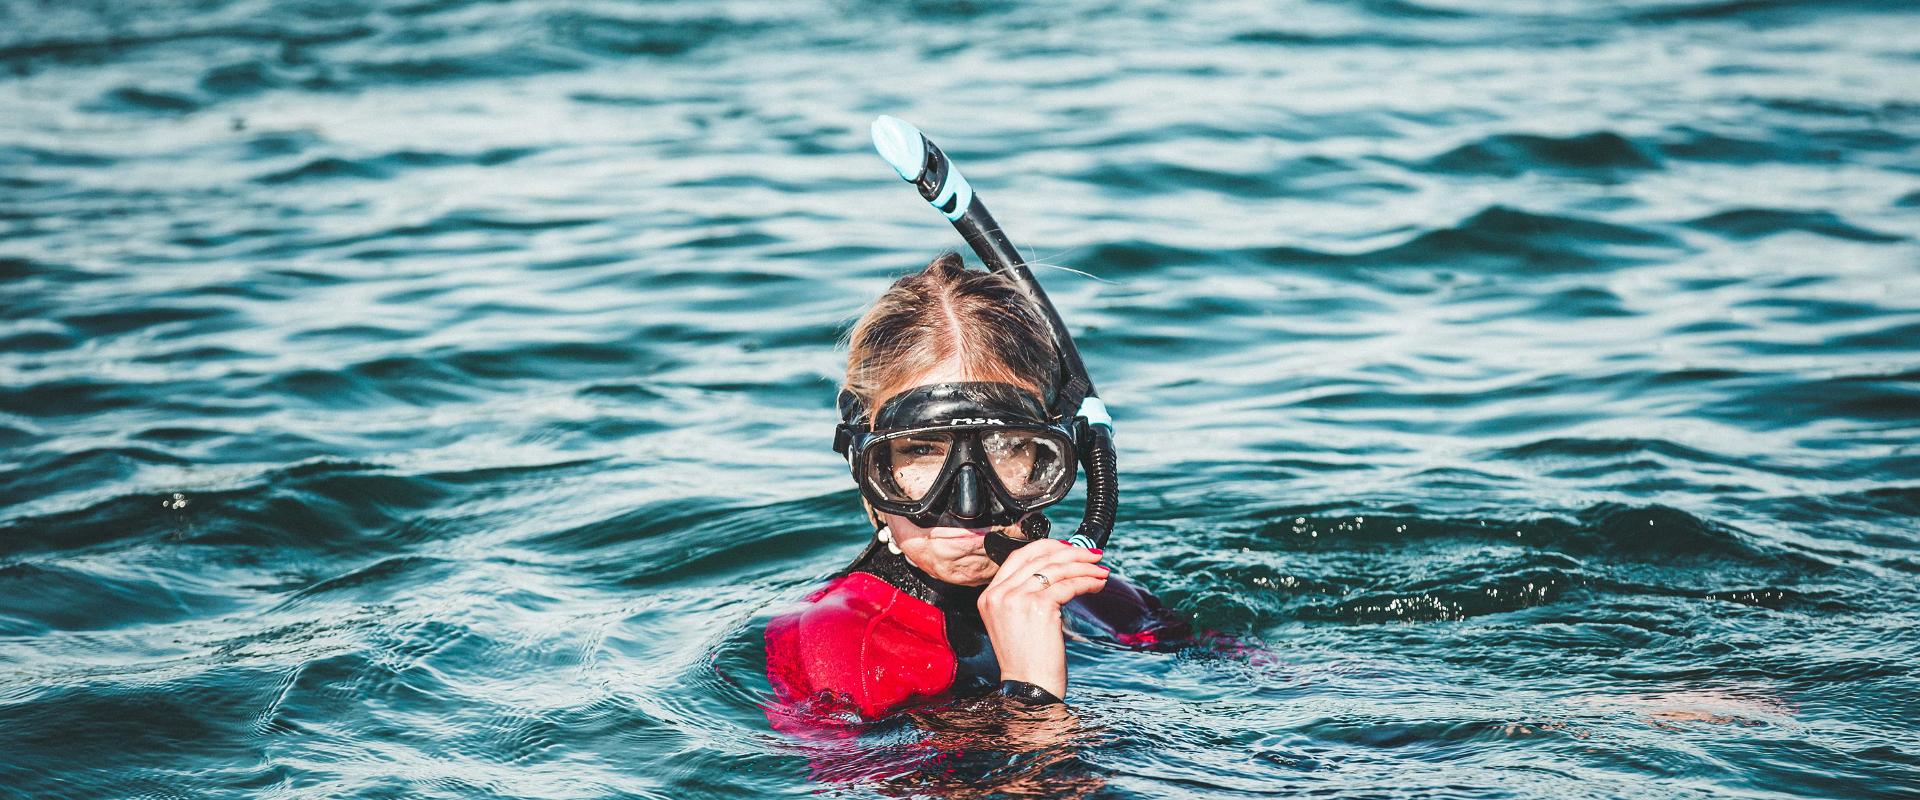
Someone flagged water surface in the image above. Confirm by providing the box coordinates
[3,0,1919,797]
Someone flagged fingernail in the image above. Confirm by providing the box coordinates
[1089,548,1103,555]
[1096,565,1110,572]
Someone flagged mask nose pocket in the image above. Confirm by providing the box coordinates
[951,464,984,519]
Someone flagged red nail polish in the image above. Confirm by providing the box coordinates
[1089,548,1103,555]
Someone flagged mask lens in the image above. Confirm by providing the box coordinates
[865,433,954,503]
[981,430,1073,502]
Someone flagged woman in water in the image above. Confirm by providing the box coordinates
[765,253,1186,725]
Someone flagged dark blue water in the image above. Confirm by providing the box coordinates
[4,1,1918,797]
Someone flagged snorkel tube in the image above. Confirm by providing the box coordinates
[870,115,1117,560]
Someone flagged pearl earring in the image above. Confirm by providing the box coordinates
[877,526,901,555]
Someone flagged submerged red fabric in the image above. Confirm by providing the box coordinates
[764,572,957,723]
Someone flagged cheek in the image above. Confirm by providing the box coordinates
[883,513,930,540]
[903,534,978,561]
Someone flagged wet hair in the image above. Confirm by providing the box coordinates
[844,253,1058,412]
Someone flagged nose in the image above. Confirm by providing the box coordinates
[951,464,983,519]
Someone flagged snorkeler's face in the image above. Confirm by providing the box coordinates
[869,364,1046,584]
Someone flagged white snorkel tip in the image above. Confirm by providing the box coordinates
[871,115,928,182]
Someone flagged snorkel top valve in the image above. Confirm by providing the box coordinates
[866,115,1118,559]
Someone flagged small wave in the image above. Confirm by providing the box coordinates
[1627,0,1910,23]
[1422,131,1662,177]
[0,20,372,64]
[1685,208,1903,242]
[1656,124,1853,165]
[1490,437,1729,464]
[0,379,143,419]
[528,492,853,587]
[1505,284,1634,320]
[255,156,389,184]
[1231,29,1442,49]
[576,382,667,402]
[282,555,452,604]
[1229,504,1808,568]
[1,446,192,517]
[1814,486,1920,522]
[1138,503,1839,635]
[1573,504,1792,563]
[0,560,232,634]
[440,341,641,383]
[259,356,475,409]
[1253,206,1685,271]
[1353,0,1474,19]
[60,305,236,339]
[1698,369,1920,427]
[544,12,759,59]
[199,60,305,97]
[0,146,113,168]
[1300,565,1591,623]
[254,147,538,185]
[87,86,201,115]
[343,49,588,86]
[0,459,466,564]
[1074,157,1399,201]
[284,323,413,345]
[0,328,77,352]
[1064,240,1211,276]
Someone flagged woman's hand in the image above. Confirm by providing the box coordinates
[977,539,1108,700]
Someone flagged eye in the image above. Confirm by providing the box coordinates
[893,437,949,460]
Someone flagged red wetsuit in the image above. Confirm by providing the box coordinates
[764,541,1190,726]
[765,571,960,722]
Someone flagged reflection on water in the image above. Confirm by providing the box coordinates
[3,0,1918,797]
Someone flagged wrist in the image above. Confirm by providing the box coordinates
[998,679,1064,707]
[996,666,1066,701]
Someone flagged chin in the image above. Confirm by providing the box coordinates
[934,562,996,586]
[915,547,996,585]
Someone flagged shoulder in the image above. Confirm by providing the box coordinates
[764,572,956,721]
[768,572,945,650]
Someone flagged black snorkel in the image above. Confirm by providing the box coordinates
[869,115,1118,562]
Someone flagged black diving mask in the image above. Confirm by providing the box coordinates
[834,382,1080,530]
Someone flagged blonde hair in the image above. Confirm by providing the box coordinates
[844,253,1059,411]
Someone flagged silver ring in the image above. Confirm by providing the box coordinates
[1031,572,1051,587]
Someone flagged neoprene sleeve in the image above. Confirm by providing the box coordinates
[998,679,1064,707]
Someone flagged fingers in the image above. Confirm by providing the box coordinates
[1038,563,1111,603]
[991,552,1110,606]
[1035,560,1111,586]
[1044,574,1110,604]
[1023,546,1106,588]
[991,539,1102,589]
[990,539,1065,584]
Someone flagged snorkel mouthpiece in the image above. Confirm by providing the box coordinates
[867,116,1120,562]
[871,116,927,182]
